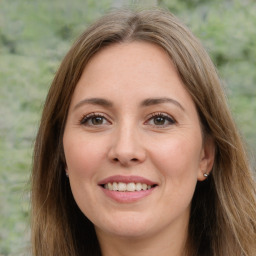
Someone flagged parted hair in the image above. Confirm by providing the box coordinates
[31,8,256,256]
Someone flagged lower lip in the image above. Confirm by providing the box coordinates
[100,186,157,203]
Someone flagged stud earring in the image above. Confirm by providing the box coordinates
[203,173,209,178]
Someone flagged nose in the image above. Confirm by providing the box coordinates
[107,124,146,166]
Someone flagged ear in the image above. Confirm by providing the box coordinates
[65,167,69,177]
[197,136,215,181]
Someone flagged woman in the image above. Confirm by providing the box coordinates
[31,8,256,256]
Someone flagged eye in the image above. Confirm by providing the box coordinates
[145,113,175,127]
[79,113,111,126]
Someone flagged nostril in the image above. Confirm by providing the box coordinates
[112,158,138,162]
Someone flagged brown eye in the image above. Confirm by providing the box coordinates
[80,114,110,126]
[153,116,166,125]
[91,116,104,125]
[145,113,175,127]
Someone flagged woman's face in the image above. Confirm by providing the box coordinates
[63,42,213,240]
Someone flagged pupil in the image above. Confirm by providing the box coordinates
[92,117,103,125]
[154,117,165,125]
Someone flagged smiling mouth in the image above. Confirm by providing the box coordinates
[101,182,158,192]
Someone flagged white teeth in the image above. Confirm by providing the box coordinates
[135,183,142,191]
[142,184,147,190]
[104,182,154,192]
[127,182,136,191]
[112,182,118,191]
[107,182,113,190]
[118,182,126,191]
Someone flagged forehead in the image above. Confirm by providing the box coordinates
[70,41,196,111]
[83,41,174,79]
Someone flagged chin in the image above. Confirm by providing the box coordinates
[96,214,154,238]
[100,226,152,239]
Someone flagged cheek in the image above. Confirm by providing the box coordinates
[63,134,105,178]
[147,132,202,204]
[63,135,106,215]
[151,135,201,211]
[150,135,202,175]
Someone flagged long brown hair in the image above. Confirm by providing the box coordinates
[31,8,256,256]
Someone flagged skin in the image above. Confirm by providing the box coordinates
[63,41,215,256]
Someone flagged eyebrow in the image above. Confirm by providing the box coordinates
[141,97,185,111]
[73,97,185,111]
[73,98,113,110]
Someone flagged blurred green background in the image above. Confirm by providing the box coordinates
[0,0,255,255]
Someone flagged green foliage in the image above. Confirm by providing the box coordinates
[0,0,255,255]
[0,1,113,254]
[162,0,256,158]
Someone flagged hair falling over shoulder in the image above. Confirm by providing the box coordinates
[31,8,256,256]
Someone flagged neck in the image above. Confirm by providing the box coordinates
[96,221,189,256]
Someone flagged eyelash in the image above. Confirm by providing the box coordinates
[79,113,110,126]
[79,112,176,127]
[145,112,176,127]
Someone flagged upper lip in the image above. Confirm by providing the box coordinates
[98,175,157,186]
